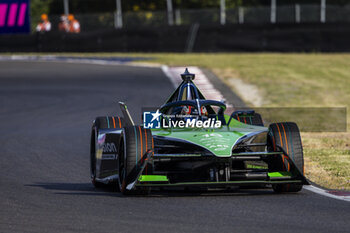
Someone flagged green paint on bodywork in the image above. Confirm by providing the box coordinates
[138,175,169,182]
[151,115,267,157]
[268,172,292,177]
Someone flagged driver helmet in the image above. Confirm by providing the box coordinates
[181,106,208,116]
[181,106,192,115]
[200,106,208,116]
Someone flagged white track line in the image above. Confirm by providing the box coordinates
[161,65,178,88]
[304,185,350,202]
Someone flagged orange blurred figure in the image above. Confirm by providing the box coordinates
[68,14,80,33]
[36,14,51,32]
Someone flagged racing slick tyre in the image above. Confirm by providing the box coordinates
[267,122,304,193]
[118,126,153,195]
[90,116,124,188]
[233,112,264,126]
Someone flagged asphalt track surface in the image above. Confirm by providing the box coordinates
[1,61,350,233]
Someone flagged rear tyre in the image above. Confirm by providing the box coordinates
[233,112,263,126]
[90,116,124,188]
[267,122,304,193]
[118,126,153,195]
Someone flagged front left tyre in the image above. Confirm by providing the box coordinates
[118,126,153,195]
[90,116,124,188]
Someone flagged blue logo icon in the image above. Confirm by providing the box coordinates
[143,110,162,129]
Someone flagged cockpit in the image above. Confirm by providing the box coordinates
[159,68,227,124]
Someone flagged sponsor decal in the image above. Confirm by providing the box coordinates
[162,117,221,128]
[0,0,30,34]
[198,133,230,151]
[143,110,162,129]
[103,143,117,153]
[143,109,221,129]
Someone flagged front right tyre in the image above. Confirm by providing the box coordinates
[267,122,304,193]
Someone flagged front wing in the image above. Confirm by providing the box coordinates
[126,149,309,191]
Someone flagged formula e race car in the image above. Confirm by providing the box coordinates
[90,69,309,195]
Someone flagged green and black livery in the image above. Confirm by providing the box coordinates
[90,69,309,195]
